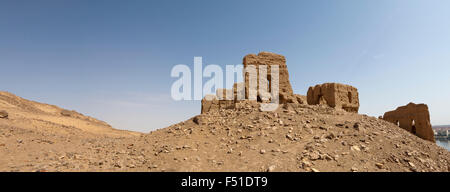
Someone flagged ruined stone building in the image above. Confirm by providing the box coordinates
[306,83,360,113]
[201,89,234,114]
[200,52,438,145]
[242,52,294,102]
[201,52,306,114]
[201,52,358,114]
[382,103,435,142]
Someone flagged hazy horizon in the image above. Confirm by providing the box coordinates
[1,0,450,132]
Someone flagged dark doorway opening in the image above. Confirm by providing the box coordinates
[257,95,262,102]
[348,92,352,103]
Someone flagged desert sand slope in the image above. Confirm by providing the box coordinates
[0,92,449,172]
[0,91,139,137]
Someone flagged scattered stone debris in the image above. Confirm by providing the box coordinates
[193,116,202,125]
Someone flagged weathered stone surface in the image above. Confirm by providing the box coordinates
[243,52,294,103]
[201,53,361,115]
[216,88,235,110]
[307,83,359,113]
[193,115,204,125]
[219,100,235,110]
[201,89,236,114]
[61,109,75,117]
[235,100,259,110]
[201,52,298,113]
[382,103,435,142]
[233,82,245,101]
[201,95,219,114]
[0,110,8,118]
[280,92,297,104]
[294,94,307,104]
[216,88,233,100]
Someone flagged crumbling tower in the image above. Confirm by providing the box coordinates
[201,52,301,114]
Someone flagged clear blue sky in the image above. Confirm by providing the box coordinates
[1,0,449,132]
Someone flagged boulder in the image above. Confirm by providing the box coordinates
[61,109,75,117]
[0,110,8,119]
[193,115,204,125]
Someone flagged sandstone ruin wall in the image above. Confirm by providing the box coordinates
[307,83,359,113]
[382,103,435,142]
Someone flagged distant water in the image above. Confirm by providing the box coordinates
[436,139,450,151]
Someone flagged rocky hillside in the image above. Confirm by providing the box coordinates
[0,91,138,137]
[146,102,450,172]
[0,92,448,172]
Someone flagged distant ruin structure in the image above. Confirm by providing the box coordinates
[382,103,435,142]
[201,52,305,114]
[200,52,359,115]
[306,83,359,113]
[242,52,296,103]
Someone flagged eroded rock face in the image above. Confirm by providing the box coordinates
[307,83,359,113]
[294,94,307,104]
[382,103,435,142]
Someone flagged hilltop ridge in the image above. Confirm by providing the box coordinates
[0,91,140,137]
